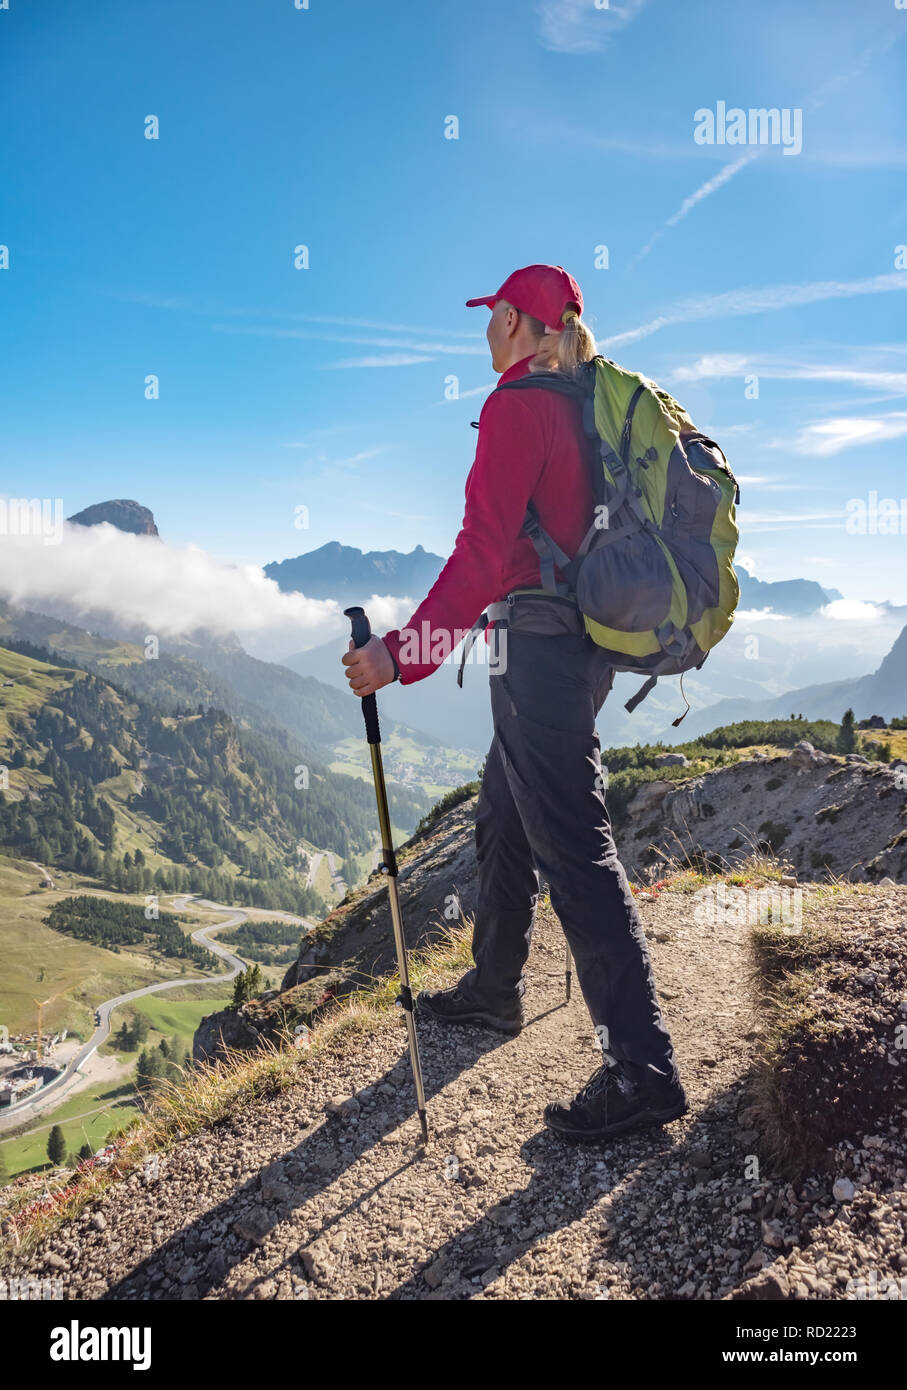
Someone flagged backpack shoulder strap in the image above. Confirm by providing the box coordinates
[494,368,598,595]
[522,501,574,595]
[496,370,588,403]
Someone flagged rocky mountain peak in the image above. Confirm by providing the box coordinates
[67,500,159,537]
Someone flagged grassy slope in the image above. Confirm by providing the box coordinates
[0,990,231,1179]
[0,611,139,669]
[0,1081,139,1178]
[0,645,81,745]
[0,856,227,1037]
[863,728,907,759]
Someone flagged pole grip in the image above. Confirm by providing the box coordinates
[344,606,381,745]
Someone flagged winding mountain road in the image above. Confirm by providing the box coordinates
[0,896,314,1132]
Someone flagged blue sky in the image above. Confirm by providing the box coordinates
[2,0,906,606]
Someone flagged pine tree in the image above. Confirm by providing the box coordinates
[47,1124,66,1167]
[837,708,856,754]
[232,962,264,1007]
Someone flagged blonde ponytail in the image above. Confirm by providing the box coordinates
[529,305,597,375]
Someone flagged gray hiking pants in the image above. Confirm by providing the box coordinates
[462,609,678,1079]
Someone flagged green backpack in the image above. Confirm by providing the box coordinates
[498,356,741,721]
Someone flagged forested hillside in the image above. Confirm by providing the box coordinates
[0,598,463,790]
[44,896,212,967]
[0,643,423,912]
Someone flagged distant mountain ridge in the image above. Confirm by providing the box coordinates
[265,541,444,605]
[265,546,852,619]
[665,624,907,740]
[736,569,841,615]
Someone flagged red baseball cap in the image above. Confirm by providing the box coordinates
[466,263,583,331]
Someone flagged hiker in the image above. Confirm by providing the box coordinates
[342,264,687,1142]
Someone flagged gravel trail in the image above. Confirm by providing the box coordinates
[10,888,905,1301]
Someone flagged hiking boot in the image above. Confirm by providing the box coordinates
[544,1059,687,1142]
[417,981,524,1035]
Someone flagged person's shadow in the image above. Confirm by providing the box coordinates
[388,1077,758,1301]
[102,996,763,1302]
[102,1015,516,1301]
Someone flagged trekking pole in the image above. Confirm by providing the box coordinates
[344,606,429,1145]
[565,943,573,1002]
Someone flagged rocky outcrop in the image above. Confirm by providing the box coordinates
[193,970,349,1064]
[193,1008,264,1063]
[286,746,907,1001]
[68,500,159,537]
[620,744,907,883]
[281,794,479,996]
[192,796,478,1062]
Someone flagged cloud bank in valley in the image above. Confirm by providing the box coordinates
[0,523,414,654]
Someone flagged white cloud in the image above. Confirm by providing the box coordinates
[821,599,884,622]
[332,448,388,467]
[631,155,756,265]
[672,353,907,395]
[672,353,750,382]
[742,510,845,531]
[603,273,907,350]
[706,423,755,437]
[327,354,436,369]
[528,121,907,169]
[734,608,791,621]
[213,323,488,357]
[536,0,648,54]
[0,524,412,650]
[249,311,483,341]
[792,412,907,456]
[735,554,758,575]
[737,479,807,493]
[112,290,486,344]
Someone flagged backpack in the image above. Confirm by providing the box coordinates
[497,355,741,723]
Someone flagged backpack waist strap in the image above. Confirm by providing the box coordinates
[492,592,584,635]
[457,593,584,688]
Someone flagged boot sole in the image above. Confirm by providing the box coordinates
[417,998,523,1036]
[545,1097,688,1143]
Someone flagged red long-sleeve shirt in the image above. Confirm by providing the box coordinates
[381,354,595,684]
